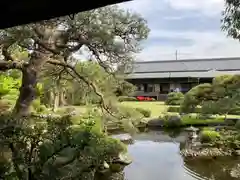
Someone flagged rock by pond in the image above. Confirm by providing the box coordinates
[147,118,164,127]
[180,148,232,158]
[230,164,240,178]
[111,133,134,144]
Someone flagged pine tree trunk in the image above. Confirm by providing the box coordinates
[59,89,67,106]
[13,53,47,117]
[13,65,37,117]
[53,88,60,112]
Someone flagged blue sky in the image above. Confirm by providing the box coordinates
[117,0,240,61]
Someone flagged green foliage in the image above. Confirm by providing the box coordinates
[165,114,182,127]
[159,113,182,127]
[212,130,240,149]
[200,130,221,143]
[181,75,240,116]
[135,108,151,118]
[31,99,41,109]
[235,120,240,130]
[181,83,213,113]
[31,98,48,113]
[167,106,202,113]
[36,83,44,97]
[0,113,127,180]
[56,107,77,115]
[202,97,239,116]
[0,5,150,179]
[222,0,240,41]
[118,96,137,102]
[69,62,116,106]
[0,101,11,113]
[0,75,20,98]
[165,92,184,105]
[115,81,136,97]
[167,106,181,112]
[117,106,143,122]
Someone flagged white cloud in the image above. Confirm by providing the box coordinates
[166,0,224,16]
[136,30,240,60]
[116,0,240,61]
[119,0,225,16]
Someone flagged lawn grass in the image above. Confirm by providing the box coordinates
[120,101,168,118]
[56,101,240,121]
[181,115,225,126]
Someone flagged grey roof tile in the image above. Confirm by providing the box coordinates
[126,70,240,79]
[126,57,240,79]
[130,57,240,73]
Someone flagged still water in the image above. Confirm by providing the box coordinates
[122,130,240,180]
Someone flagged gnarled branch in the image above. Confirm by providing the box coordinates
[0,60,23,71]
[46,59,116,117]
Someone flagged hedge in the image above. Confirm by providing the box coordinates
[165,92,184,105]
[167,105,240,116]
[118,96,137,102]
[167,106,202,113]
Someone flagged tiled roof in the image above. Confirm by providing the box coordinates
[126,57,240,79]
[125,70,240,79]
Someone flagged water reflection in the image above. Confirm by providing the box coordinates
[123,130,240,180]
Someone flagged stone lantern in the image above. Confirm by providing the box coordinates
[185,126,199,139]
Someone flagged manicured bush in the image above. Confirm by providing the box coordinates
[229,107,240,115]
[30,98,48,113]
[31,99,41,110]
[159,113,182,127]
[118,96,137,102]
[166,114,182,127]
[235,120,240,130]
[167,106,202,113]
[180,83,213,113]
[167,106,181,113]
[200,130,220,143]
[37,105,48,113]
[135,108,151,118]
[165,92,184,105]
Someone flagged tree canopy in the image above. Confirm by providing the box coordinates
[180,75,240,115]
[0,5,149,117]
[222,0,240,40]
[0,5,149,180]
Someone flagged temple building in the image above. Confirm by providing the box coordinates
[125,57,240,100]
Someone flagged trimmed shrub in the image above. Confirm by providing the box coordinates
[31,99,41,110]
[168,106,202,113]
[135,108,151,118]
[159,113,182,127]
[235,120,240,130]
[166,114,182,127]
[30,99,48,113]
[200,130,220,143]
[229,107,240,115]
[37,105,48,113]
[165,92,184,105]
[167,106,181,113]
[118,96,137,102]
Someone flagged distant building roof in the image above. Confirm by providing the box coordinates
[125,57,240,79]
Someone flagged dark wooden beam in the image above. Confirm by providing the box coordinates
[1,0,131,29]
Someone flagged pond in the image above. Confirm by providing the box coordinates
[120,129,240,180]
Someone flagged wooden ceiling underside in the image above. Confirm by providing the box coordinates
[1,0,131,29]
